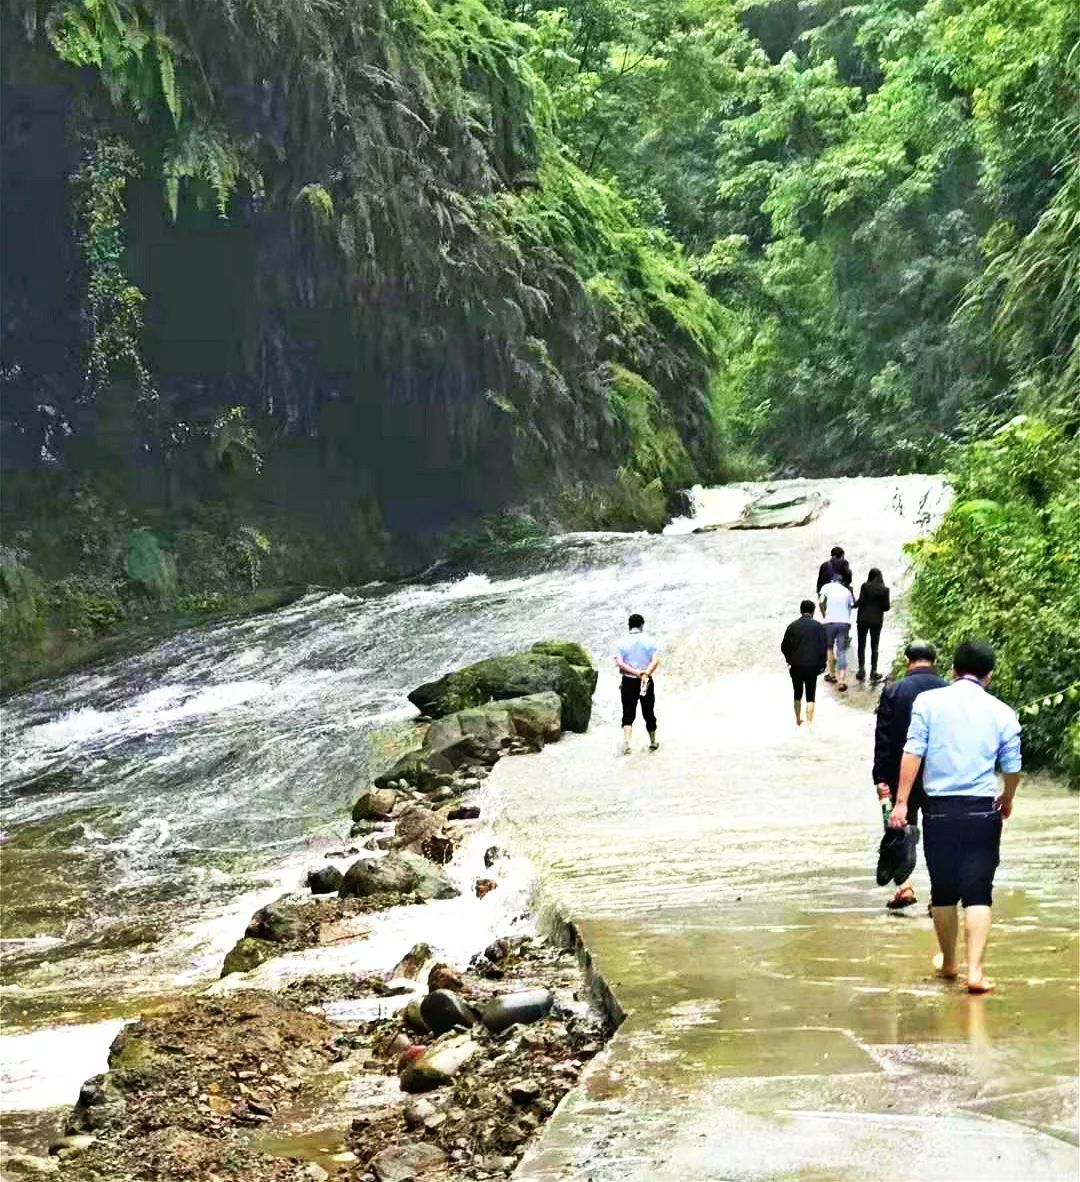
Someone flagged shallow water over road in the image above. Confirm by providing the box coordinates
[491,479,1079,1180]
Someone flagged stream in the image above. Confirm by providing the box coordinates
[1,476,950,1140]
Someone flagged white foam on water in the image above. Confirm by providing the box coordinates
[0,1020,127,1112]
[664,484,754,535]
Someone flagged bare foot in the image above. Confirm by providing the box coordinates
[932,952,959,980]
[967,976,994,995]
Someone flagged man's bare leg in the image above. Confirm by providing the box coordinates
[793,700,803,726]
[826,649,836,680]
[806,702,815,724]
[965,905,993,991]
[621,724,633,755]
[932,904,959,978]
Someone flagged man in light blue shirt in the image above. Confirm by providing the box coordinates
[615,613,660,754]
[890,639,1022,994]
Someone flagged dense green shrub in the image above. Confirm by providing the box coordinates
[907,416,1080,777]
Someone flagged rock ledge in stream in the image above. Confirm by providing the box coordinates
[407,643,596,733]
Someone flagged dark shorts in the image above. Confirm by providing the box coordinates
[620,675,656,730]
[922,795,1002,908]
[789,665,819,703]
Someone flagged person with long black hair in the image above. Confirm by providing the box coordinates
[855,567,891,684]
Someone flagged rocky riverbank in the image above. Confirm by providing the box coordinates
[2,643,612,1181]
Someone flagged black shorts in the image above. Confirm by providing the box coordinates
[789,665,819,703]
[620,675,657,730]
[922,795,1002,908]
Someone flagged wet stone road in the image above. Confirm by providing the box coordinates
[492,481,1079,1181]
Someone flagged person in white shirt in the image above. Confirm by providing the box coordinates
[818,573,855,692]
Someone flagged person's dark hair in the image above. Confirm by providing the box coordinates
[953,638,995,679]
[867,567,884,584]
[800,599,815,615]
[628,613,645,630]
[904,639,937,665]
[830,546,845,558]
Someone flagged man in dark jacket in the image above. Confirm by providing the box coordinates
[873,640,948,908]
[781,600,828,726]
[816,545,853,594]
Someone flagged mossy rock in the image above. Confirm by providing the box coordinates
[220,936,277,977]
[107,1028,173,1089]
[408,651,596,733]
[531,640,593,668]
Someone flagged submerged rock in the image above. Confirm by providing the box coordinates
[307,865,344,895]
[220,936,277,977]
[338,852,458,901]
[475,877,498,898]
[370,1141,448,1182]
[730,489,826,530]
[484,845,507,868]
[408,649,596,733]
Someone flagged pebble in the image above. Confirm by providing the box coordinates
[403,1097,436,1129]
[427,962,464,992]
[475,877,498,898]
[48,1135,96,1158]
[447,805,481,821]
[508,1077,542,1105]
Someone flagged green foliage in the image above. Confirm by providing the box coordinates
[907,416,1080,773]
[124,529,177,604]
[74,135,155,404]
[208,407,263,475]
[48,573,127,635]
[0,559,47,646]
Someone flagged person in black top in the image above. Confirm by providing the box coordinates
[781,600,829,726]
[816,546,853,594]
[854,567,890,684]
[872,640,948,909]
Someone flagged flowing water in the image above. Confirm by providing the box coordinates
[2,475,1076,1177]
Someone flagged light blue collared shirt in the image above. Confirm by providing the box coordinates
[615,630,659,674]
[903,677,1022,797]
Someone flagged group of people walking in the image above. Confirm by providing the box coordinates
[781,544,890,719]
[615,552,1023,994]
[780,545,1023,993]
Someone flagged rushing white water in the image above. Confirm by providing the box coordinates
[0,476,948,1127]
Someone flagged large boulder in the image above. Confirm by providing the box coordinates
[64,1074,126,1134]
[424,692,562,751]
[351,788,397,822]
[339,853,459,901]
[245,901,304,944]
[409,648,596,733]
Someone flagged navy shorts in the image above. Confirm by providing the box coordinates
[922,795,1002,908]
